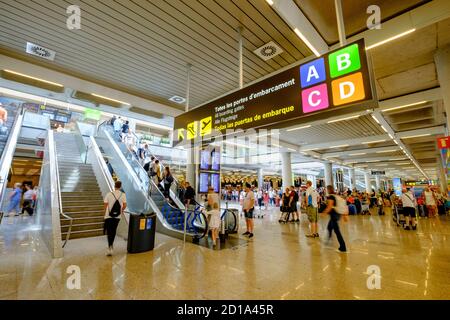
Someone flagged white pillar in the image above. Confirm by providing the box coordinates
[324,162,333,187]
[257,168,264,189]
[281,152,293,190]
[435,45,450,130]
[364,172,371,193]
[186,147,196,188]
[349,168,356,191]
[438,156,447,194]
[375,175,381,191]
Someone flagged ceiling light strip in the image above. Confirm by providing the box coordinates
[327,115,360,124]
[91,93,131,106]
[287,125,311,132]
[294,28,321,57]
[3,69,64,87]
[366,28,416,50]
[382,100,427,112]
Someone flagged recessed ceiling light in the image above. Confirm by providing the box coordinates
[287,125,311,132]
[3,69,64,87]
[361,139,386,144]
[91,93,130,106]
[169,96,186,104]
[401,134,431,139]
[382,101,427,112]
[366,28,416,50]
[327,115,360,124]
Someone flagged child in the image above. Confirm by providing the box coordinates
[207,202,221,247]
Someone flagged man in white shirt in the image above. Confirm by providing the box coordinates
[304,180,320,238]
[113,116,123,139]
[104,181,127,256]
[401,188,417,230]
[242,183,255,238]
[423,186,437,218]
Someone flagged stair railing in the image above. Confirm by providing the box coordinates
[53,135,73,248]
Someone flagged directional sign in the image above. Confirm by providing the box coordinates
[437,136,450,149]
[371,170,385,175]
[186,121,197,140]
[174,38,376,142]
[200,116,212,136]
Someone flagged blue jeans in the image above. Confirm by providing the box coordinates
[327,213,347,251]
[7,199,20,213]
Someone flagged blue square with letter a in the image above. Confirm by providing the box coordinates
[300,57,326,89]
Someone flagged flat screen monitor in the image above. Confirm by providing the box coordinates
[199,172,209,193]
[211,173,220,193]
[211,150,220,171]
[200,149,211,170]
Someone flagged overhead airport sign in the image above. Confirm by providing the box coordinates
[371,170,385,176]
[175,39,376,141]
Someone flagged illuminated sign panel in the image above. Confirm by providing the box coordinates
[174,39,376,140]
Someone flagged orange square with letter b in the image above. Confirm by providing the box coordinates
[331,72,365,106]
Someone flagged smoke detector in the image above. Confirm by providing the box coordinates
[169,96,186,104]
[253,41,283,61]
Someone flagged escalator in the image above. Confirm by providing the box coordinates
[95,123,208,242]
[0,107,24,212]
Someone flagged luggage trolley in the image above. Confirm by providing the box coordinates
[393,204,406,227]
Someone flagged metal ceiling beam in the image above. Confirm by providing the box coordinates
[297,134,390,151]
[269,0,329,56]
[323,145,401,158]
[371,111,429,179]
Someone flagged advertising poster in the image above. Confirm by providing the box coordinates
[393,178,402,196]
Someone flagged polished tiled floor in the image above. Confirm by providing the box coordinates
[1,207,450,300]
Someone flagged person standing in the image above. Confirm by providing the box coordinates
[257,188,263,210]
[402,188,417,230]
[7,183,22,216]
[0,102,8,128]
[113,116,123,140]
[289,186,300,223]
[305,180,320,238]
[321,185,348,253]
[242,183,255,238]
[162,166,174,199]
[152,159,162,187]
[423,186,437,218]
[184,181,196,210]
[103,181,127,256]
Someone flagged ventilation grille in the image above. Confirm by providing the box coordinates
[253,41,283,61]
[169,96,186,104]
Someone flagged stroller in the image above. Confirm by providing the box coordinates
[278,205,293,223]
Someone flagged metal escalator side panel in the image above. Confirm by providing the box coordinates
[0,110,24,208]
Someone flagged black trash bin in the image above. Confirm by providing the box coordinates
[127,212,156,253]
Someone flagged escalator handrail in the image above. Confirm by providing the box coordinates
[99,121,181,191]
[52,131,73,248]
[99,122,185,210]
[0,107,24,208]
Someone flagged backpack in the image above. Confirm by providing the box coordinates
[293,191,299,203]
[332,195,348,215]
[109,192,123,218]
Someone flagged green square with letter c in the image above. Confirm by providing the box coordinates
[328,43,361,78]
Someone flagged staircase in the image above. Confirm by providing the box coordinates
[54,133,105,240]
[0,106,17,158]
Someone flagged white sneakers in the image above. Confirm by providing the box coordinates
[106,246,113,256]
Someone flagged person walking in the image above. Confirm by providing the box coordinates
[321,185,348,253]
[257,188,263,210]
[402,187,417,230]
[103,181,127,256]
[305,180,320,238]
[242,183,255,238]
[22,184,35,216]
[7,182,22,216]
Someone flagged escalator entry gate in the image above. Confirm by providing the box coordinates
[127,212,156,253]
